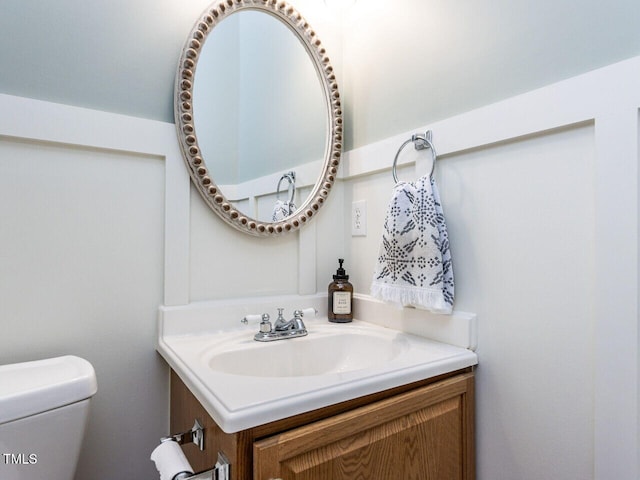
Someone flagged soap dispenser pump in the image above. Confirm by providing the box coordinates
[328,258,353,323]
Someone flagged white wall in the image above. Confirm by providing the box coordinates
[3,60,637,480]
[345,126,597,479]
[339,58,639,479]
[0,91,344,480]
[0,95,188,480]
[188,176,345,301]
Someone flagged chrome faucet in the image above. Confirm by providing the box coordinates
[243,308,315,342]
[274,308,302,332]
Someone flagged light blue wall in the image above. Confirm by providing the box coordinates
[194,13,241,185]
[342,0,640,148]
[236,11,325,182]
[194,10,326,185]
[1,0,639,149]
[0,0,211,122]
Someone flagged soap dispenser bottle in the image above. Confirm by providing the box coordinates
[328,258,353,323]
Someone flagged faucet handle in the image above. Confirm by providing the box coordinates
[241,313,270,325]
[258,313,272,333]
[292,310,307,331]
[300,307,317,318]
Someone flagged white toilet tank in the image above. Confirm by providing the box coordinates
[0,355,97,480]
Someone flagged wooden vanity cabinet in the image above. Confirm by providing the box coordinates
[170,368,475,480]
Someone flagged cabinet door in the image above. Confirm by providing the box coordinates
[253,372,474,480]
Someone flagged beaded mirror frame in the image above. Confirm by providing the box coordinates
[175,0,343,236]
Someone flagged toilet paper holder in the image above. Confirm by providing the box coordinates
[162,419,205,451]
[177,452,230,480]
[157,420,230,480]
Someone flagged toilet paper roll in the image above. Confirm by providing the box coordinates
[150,440,194,480]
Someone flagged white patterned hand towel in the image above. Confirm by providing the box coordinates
[272,200,296,222]
[370,175,454,313]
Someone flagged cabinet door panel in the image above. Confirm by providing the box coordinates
[254,373,474,480]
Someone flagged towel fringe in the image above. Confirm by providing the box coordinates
[370,282,452,314]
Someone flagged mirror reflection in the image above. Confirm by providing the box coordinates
[192,10,327,223]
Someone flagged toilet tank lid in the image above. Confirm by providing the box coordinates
[0,355,97,424]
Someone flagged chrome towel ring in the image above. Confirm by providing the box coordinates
[392,130,437,183]
[276,171,296,205]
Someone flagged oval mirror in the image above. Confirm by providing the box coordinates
[175,0,342,236]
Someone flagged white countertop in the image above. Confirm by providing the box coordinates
[156,294,478,433]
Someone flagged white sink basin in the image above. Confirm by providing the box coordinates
[158,317,477,433]
[204,326,408,377]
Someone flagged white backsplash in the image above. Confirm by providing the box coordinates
[158,292,476,351]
